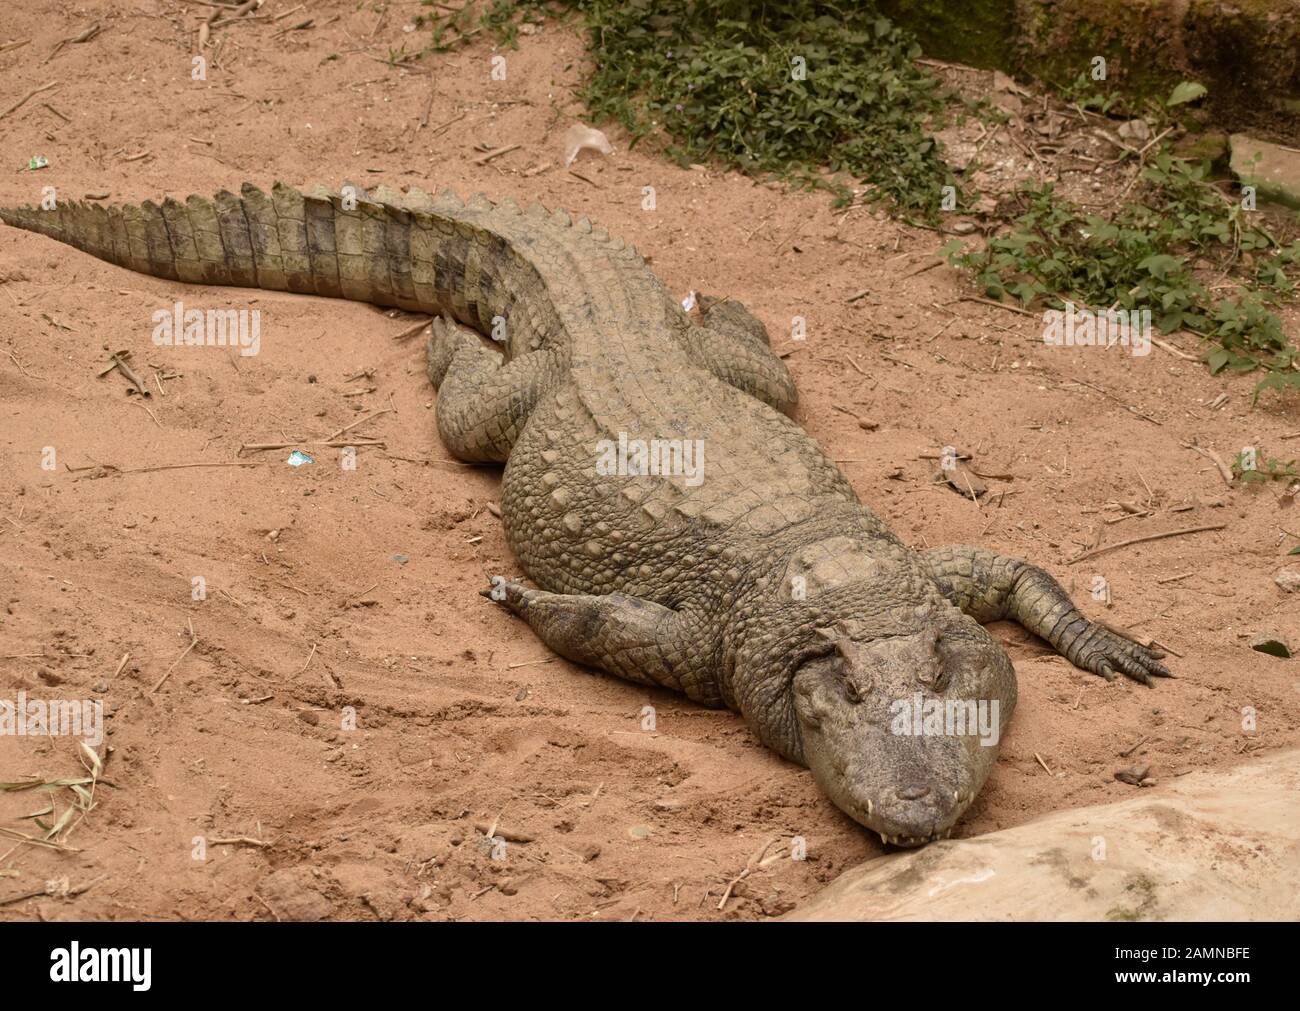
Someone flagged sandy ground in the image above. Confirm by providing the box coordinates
[1,1,1298,922]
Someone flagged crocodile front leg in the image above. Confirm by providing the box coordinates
[426,315,563,463]
[676,293,798,414]
[481,578,721,705]
[697,292,772,348]
[921,545,1172,686]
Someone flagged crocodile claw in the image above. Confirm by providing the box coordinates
[480,575,533,612]
[1082,627,1172,687]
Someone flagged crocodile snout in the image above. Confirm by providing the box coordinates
[894,783,931,801]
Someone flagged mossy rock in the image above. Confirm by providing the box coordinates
[877,0,1300,137]
[1231,135,1300,209]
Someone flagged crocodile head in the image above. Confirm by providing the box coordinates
[735,535,1017,845]
[790,605,1016,845]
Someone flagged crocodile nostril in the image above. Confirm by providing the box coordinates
[896,784,931,801]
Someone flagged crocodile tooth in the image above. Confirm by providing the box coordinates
[879,832,888,845]
[866,798,873,815]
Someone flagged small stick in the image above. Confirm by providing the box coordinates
[0,81,59,122]
[1119,736,1148,758]
[364,54,430,74]
[1067,523,1228,564]
[1151,336,1194,360]
[325,408,393,442]
[718,834,783,909]
[110,652,130,682]
[1034,752,1054,776]
[133,400,163,428]
[419,84,436,128]
[297,642,317,675]
[44,22,101,64]
[0,873,106,907]
[1181,441,1234,486]
[253,893,281,921]
[109,352,150,396]
[473,143,520,165]
[391,317,432,341]
[958,295,1038,318]
[239,439,385,452]
[150,620,198,694]
[208,836,271,848]
[474,821,534,843]
[428,111,466,136]
[122,462,261,475]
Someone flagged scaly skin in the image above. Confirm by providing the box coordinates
[0,183,1172,845]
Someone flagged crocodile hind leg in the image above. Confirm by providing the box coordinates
[426,315,563,463]
[698,292,772,347]
[679,293,798,414]
[480,577,720,705]
[920,545,1173,687]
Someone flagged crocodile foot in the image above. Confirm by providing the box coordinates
[479,575,534,613]
[1078,626,1173,687]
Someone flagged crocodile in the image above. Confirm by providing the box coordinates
[0,182,1171,845]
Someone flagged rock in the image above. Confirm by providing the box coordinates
[1274,567,1300,593]
[260,867,333,921]
[785,749,1300,921]
[1172,130,1230,166]
[1117,118,1151,143]
[1230,135,1300,209]
[1249,633,1292,659]
[1114,763,1151,786]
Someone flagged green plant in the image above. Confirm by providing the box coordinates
[434,0,962,216]
[1231,448,1299,483]
[947,153,1300,398]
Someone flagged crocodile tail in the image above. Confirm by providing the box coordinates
[0,181,490,315]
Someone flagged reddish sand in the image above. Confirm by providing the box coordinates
[1,1,1297,921]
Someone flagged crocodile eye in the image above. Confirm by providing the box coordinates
[843,677,862,704]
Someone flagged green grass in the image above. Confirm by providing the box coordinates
[431,0,962,215]
[946,153,1300,397]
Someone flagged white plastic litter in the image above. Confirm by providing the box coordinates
[563,123,614,168]
[681,290,697,312]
